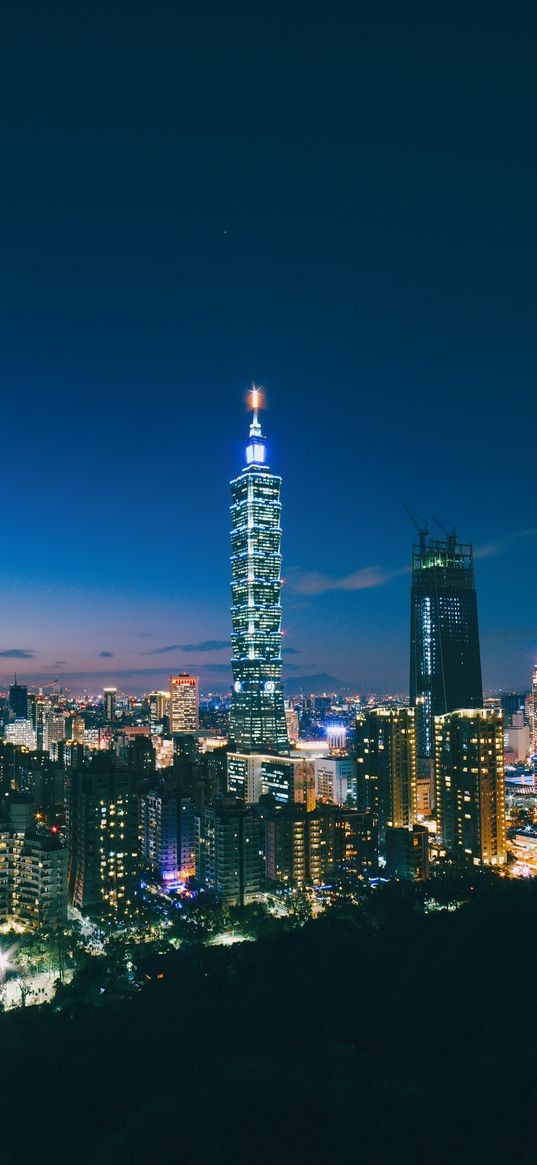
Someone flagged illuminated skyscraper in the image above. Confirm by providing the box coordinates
[169,674,199,733]
[410,530,483,782]
[103,688,117,724]
[229,388,289,754]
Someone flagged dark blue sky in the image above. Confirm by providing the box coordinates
[0,1,535,692]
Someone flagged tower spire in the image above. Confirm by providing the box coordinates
[249,384,262,438]
[245,384,266,466]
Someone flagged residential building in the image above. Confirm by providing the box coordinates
[355,707,417,847]
[434,708,506,866]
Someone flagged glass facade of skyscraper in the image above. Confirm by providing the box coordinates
[229,391,290,754]
[410,531,483,778]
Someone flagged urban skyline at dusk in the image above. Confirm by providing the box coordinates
[1,381,535,695]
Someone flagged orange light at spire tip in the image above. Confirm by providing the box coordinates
[251,384,263,411]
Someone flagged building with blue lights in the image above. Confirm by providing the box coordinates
[410,531,483,784]
[229,389,290,755]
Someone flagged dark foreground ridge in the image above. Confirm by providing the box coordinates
[1,875,537,1165]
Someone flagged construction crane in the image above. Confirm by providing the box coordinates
[432,516,457,546]
[404,506,429,551]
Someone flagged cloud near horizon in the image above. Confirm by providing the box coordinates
[287,565,410,596]
[474,527,537,560]
[0,648,36,659]
[144,640,230,655]
[98,651,114,658]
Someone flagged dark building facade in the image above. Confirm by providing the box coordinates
[229,389,289,755]
[410,531,483,782]
[9,682,28,720]
[385,824,430,881]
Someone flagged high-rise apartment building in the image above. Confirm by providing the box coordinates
[229,388,289,754]
[410,531,483,781]
[0,797,67,929]
[140,785,196,884]
[355,708,417,847]
[67,763,140,914]
[265,804,377,887]
[435,709,506,866]
[196,799,263,906]
[169,674,199,734]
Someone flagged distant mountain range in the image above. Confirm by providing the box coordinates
[282,673,359,696]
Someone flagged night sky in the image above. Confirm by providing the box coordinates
[0,2,535,693]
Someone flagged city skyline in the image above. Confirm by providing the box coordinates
[0,384,535,694]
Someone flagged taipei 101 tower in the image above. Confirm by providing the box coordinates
[229,388,290,755]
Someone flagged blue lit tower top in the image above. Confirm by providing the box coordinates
[229,387,290,755]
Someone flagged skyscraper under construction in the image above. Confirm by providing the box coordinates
[229,388,289,755]
[410,529,483,781]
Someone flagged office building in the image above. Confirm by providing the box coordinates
[435,709,506,866]
[35,696,46,751]
[4,719,36,750]
[504,711,530,764]
[227,751,314,806]
[229,388,289,754]
[103,688,117,724]
[44,712,66,754]
[314,755,356,805]
[410,530,483,782]
[526,665,537,754]
[196,799,263,906]
[355,708,417,847]
[169,674,199,734]
[9,681,28,720]
[148,690,168,727]
[67,762,140,914]
[285,704,299,743]
[71,715,85,744]
[385,824,430,881]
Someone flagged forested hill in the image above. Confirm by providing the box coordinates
[2,876,537,1165]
